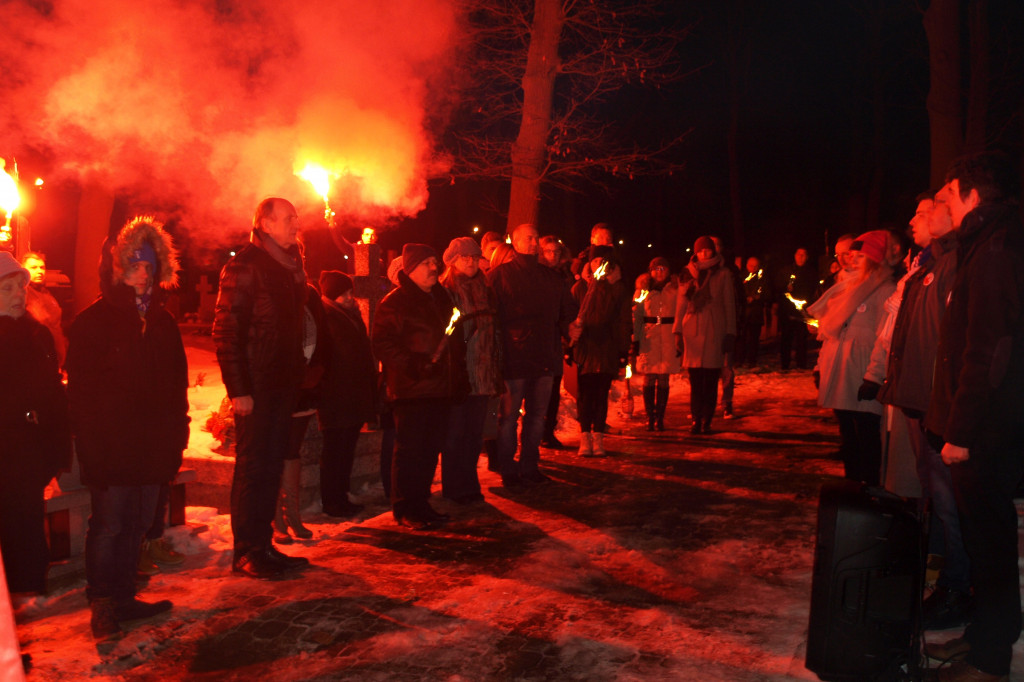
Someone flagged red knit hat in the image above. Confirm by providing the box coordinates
[851,230,888,264]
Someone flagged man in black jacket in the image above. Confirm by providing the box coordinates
[923,152,1024,682]
[67,217,188,639]
[487,224,579,489]
[213,198,310,579]
[372,244,467,529]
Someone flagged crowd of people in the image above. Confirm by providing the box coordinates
[2,151,1023,681]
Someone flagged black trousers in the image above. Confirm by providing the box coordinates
[577,372,614,433]
[0,478,49,593]
[953,444,1024,676]
[833,409,881,486]
[687,367,721,423]
[392,399,450,517]
[320,423,363,510]
[779,315,808,369]
[231,387,296,559]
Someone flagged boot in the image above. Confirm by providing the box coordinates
[145,537,185,566]
[578,431,593,456]
[642,385,656,431]
[273,495,293,544]
[137,545,160,576]
[281,458,313,540]
[592,432,606,456]
[655,385,669,431]
[115,598,172,622]
[90,598,122,640]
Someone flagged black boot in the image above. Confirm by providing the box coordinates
[655,385,669,431]
[642,385,656,431]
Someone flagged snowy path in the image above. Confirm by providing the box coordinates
[14,360,1024,680]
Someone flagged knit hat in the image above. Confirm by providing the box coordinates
[648,256,670,271]
[588,244,615,263]
[443,236,482,266]
[0,251,29,283]
[402,243,436,274]
[694,236,716,254]
[851,230,887,264]
[386,257,403,286]
[319,270,353,300]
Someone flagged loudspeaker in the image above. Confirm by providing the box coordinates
[806,479,922,681]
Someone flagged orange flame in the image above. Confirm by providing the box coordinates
[444,307,461,335]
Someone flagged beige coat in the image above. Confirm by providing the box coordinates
[634,279,681,375]
[809,273,896,414]
[672,262,736,369]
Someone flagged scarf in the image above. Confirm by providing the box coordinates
[808,264,892,340]
[253,229,306,285]
[683,254,722,313]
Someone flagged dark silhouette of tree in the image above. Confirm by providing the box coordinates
[443,0,698,232]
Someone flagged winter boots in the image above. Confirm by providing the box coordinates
[90,598,121,640]
[275,459,312,543]
[578,431,593,456]
[643,385,656,431]
[655,385,669,431]
[592,432,606,456]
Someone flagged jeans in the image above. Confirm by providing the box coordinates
[577,372,614,432]
[392,399,450,516]
[497,375,553,480]
[442,394,489,499]
[86,484,160,602]
[953,444,1024,676]
[231,387,296,559]
[720,351,735,407]
[687,367,721,423]
[905,413,969,593]
[144,483,171,541]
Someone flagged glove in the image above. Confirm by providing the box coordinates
[813,370,820,389]
[563,349,574,367]
[857,380,881,401]
[674,333,684,354]
[722,333,736,354]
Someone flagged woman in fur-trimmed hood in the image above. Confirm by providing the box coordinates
[66,215,190,635]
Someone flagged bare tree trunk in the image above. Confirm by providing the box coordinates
[964,0,989,153]
[725,0,747,255]
[866,0,885,227]
[507,0,564,233]
[924,0,963,188]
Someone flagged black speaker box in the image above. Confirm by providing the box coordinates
[806,479,923,681]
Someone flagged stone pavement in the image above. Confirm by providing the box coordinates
[19,370,844,681]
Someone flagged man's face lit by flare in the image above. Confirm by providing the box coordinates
[23,256,45,285]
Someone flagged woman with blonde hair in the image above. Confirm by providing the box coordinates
[806,230,896,485]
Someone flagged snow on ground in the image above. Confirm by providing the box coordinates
[11,336,1024,680]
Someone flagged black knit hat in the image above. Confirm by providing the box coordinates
[694,236,716,254]
[402,243,437,274]
[319,270,353,299]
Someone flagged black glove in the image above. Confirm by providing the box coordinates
[857,380,881,401]
[722,334,736,354]
[563,349,574,367]
[813,370,820,389]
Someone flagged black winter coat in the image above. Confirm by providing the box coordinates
[66,285,190,487]
[213,242,306,399]
[317,298,377,429]
[571,278,632,375]
[487,252,578,379]
[925,202,1024,449]
[371,273,469,403]
[0,314,71,488]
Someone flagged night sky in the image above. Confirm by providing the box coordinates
[9,0,1024,287]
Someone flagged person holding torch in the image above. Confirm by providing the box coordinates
[372,244,468,530]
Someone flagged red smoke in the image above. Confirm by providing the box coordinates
[0,0,457,243]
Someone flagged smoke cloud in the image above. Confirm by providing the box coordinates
[0,0,458,242]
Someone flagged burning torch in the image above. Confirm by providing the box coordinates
[297,162,336,226]
[430,307,461,363]
[0,159,20,242]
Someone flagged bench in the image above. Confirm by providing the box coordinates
[44,468,197,561]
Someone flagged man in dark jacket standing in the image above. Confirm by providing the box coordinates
[923,152,1024,682]
[487,224,579,489]
[875,192,968,630]
[213,197,310,579]
[67,217,189,639]
[776,247,817,370]
[372,244,467,529]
